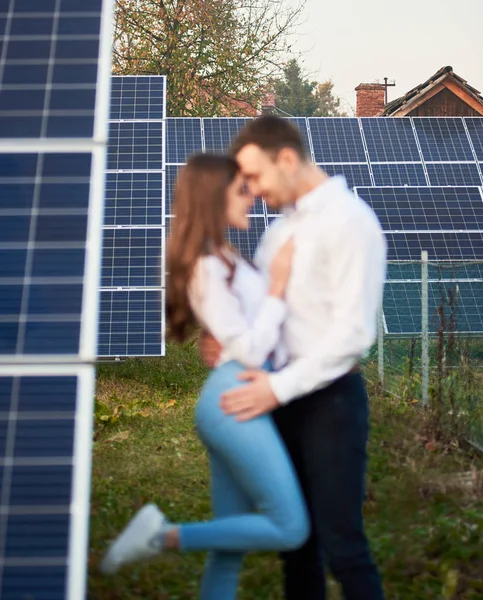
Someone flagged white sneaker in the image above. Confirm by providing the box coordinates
[100,503,166,575]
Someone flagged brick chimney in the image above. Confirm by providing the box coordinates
[355,83,386,117]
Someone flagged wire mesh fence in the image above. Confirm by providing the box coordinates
[363,257,483,447]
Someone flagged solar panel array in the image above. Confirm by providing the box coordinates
[100,76,166,358]
[103,76,483,352]
[0,1,113,599]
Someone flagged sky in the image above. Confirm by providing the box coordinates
[289,0,483,113]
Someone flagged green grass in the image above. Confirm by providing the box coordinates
[89,343,483,599]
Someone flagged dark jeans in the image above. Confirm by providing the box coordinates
[273,372,385,600]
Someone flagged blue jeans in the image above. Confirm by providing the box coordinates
[179,361,309,600]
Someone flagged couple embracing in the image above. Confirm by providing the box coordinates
[102,115,387,600]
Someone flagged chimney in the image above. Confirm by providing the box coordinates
[355,83,386,117]
[260,91,275,114]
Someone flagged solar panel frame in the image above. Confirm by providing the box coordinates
[361,118,421,162]
[425,162,483,186]
[385,231,483,261]
[308,118,367,163]
[203,117,253,153]
[107,121,164,170]
[109,75,166,120]
[413,117,475,162]
[370,163,428,186]
[355,186,483,232]
[317,163,373,188]
[165,117,203,163]
[464,117,483,161]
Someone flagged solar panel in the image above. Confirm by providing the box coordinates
[165,164,181,216]
[383,281,483,335]
[0,2,104,139]
[361,118,421,162]
[0,0,113,597]
[386,232,483,261]
[166,118,202,163]
[104,172,163,226]
[286,118,313,157]
[318,164,372,188]
[110,76,165,120]
[371,163,427,186]
[464,118,483,160]
[107,121,163,170]
[355,187,483,231]
[425,163,483,186]
[203,118,252,153]
[413,118,474,161]
[101,228,163,288]
[98,290,164,357]
[308,118,366,162]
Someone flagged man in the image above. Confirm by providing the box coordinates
[201,115,387,600]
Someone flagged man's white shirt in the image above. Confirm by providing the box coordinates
[255,176,387,405]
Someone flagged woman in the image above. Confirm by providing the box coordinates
[101,153,309,598]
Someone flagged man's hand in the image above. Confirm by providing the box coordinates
[199,331,222,368]
[221,370,280,421]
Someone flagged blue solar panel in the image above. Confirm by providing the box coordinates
[203,118,252,152]
[166,118,202,163]
[101,228,163,288]
[110,76,165,120]
[286,118,312,157]
[104,172,163,226]
[413,118,474,161]
[425,163,483,186]
[318,164,372,188]
[386,232,483,261]
[0,152,96,357]
[0,1,103,139]
[356,187,483,231]
[383,281,483,334]
[165,164,181,216]
[308,118,366,162]
[464,118,483,160]
[107,121,163,170]
[98,290,164,357]
[361,118,420,162]
[371,163,427,186]
[227,217,267,260]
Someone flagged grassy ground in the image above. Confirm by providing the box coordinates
[89,343,483,599]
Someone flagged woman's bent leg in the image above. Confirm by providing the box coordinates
[200,448,251,600]
[180,361,309,553]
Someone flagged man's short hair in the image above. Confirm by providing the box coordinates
[230,115,308,161]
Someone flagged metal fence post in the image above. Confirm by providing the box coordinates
[378,301,384,388]
[421,251,429,407]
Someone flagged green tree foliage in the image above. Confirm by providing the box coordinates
[270,59,347,117]
[113,0,305,116]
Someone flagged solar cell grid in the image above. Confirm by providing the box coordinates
[203,118,252,153]
[308,118,366,163]
[361,118,421,162]
[104,172,163,226]
[0,0,104,139]
[107,121,163,170]
[318,164,372,188]
[101,227,163,288]
[371,163,427,186]
[413,117,474,161]
[227,217,267,261]
[286,117,312,157]
[356,187,483,231]
[165,118,202,163]
[110,76,165,120]
[98,289,164,357]
[464,117,483,161]
[386,232,483,261]
[425,163,483,186]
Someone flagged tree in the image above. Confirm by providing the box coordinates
[269,59,347,117]
[271,59,318,117]
[314,81,348,117]
[113,0,305,116]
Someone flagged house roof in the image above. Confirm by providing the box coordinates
[381,66,483,116]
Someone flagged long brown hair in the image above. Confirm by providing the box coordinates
[166,153,240,342]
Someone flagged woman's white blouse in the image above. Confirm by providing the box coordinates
[189,254,288,369]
